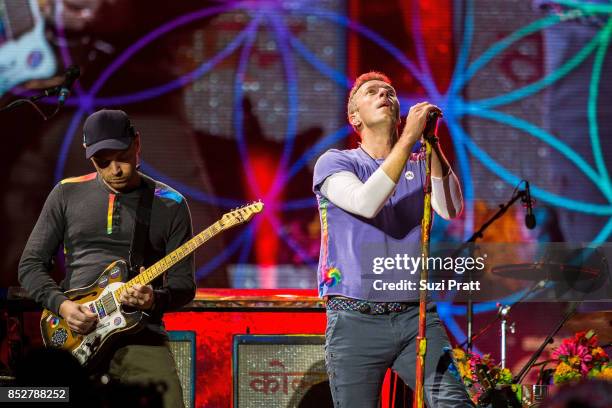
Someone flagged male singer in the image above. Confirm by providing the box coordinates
[313,72,473,407]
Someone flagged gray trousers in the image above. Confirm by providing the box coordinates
[325,304,474,408]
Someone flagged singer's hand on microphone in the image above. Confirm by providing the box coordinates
[399,102,441,146]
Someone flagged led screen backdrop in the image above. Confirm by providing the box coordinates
[2,1,611,311]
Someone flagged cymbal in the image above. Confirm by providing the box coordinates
[491,263,601,281]
[565,311,612,345]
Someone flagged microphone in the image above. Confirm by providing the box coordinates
[57,66,81,105]
[523,181,536,229]
[423,110,441,142]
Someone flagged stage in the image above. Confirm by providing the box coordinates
[1,0,612,407]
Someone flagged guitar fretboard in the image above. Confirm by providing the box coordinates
[113,218,236,299]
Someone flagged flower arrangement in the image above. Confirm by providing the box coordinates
[451,347,514,404]
[550,330,611,384]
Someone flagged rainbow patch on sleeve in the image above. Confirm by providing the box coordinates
[60,172,97,184]
[154,187,183,203]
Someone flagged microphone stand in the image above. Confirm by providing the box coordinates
[0,87,61,119]
[1,65,79,119]
[458,279,544,348]
[413,112,439,408]
[513,302,580,384]
[452,185,529,351]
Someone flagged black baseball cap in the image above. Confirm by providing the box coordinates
[83,109,136,159]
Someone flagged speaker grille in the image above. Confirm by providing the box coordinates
[169,331,196,408]
[234,335,328,408]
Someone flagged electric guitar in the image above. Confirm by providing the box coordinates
[0,0,57,97]
[40,201,264,366]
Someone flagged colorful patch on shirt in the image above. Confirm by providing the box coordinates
[60,172,97,184]
[319,197,330,260]
[323,267,342,287]
[107,194,116,235]
[154,187,183,203]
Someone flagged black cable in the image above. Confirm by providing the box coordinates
[4,98,60,121]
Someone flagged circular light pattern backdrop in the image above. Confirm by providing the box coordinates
[25,0,612,345]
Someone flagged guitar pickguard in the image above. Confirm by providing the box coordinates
[70,282,129,365]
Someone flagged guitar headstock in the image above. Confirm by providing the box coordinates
[221,201,264,226]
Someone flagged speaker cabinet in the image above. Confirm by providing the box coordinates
[233,335,332,408]
[168,330,196,408]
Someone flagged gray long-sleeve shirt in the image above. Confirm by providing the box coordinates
[18,171,196,336]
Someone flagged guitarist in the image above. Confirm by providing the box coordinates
[18,109,195,408]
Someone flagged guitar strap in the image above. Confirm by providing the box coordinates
[128,174,155,278]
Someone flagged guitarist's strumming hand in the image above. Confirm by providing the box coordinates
[59,300,98,335]
[120,267,155,310]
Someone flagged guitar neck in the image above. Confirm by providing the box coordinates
[114,219,233,297]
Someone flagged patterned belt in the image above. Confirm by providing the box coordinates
[326,296,417,315]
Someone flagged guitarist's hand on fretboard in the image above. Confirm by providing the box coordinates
[59,300,98,334]
[119,267,155,310]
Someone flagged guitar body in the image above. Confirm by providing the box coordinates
[40,260,145,367]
